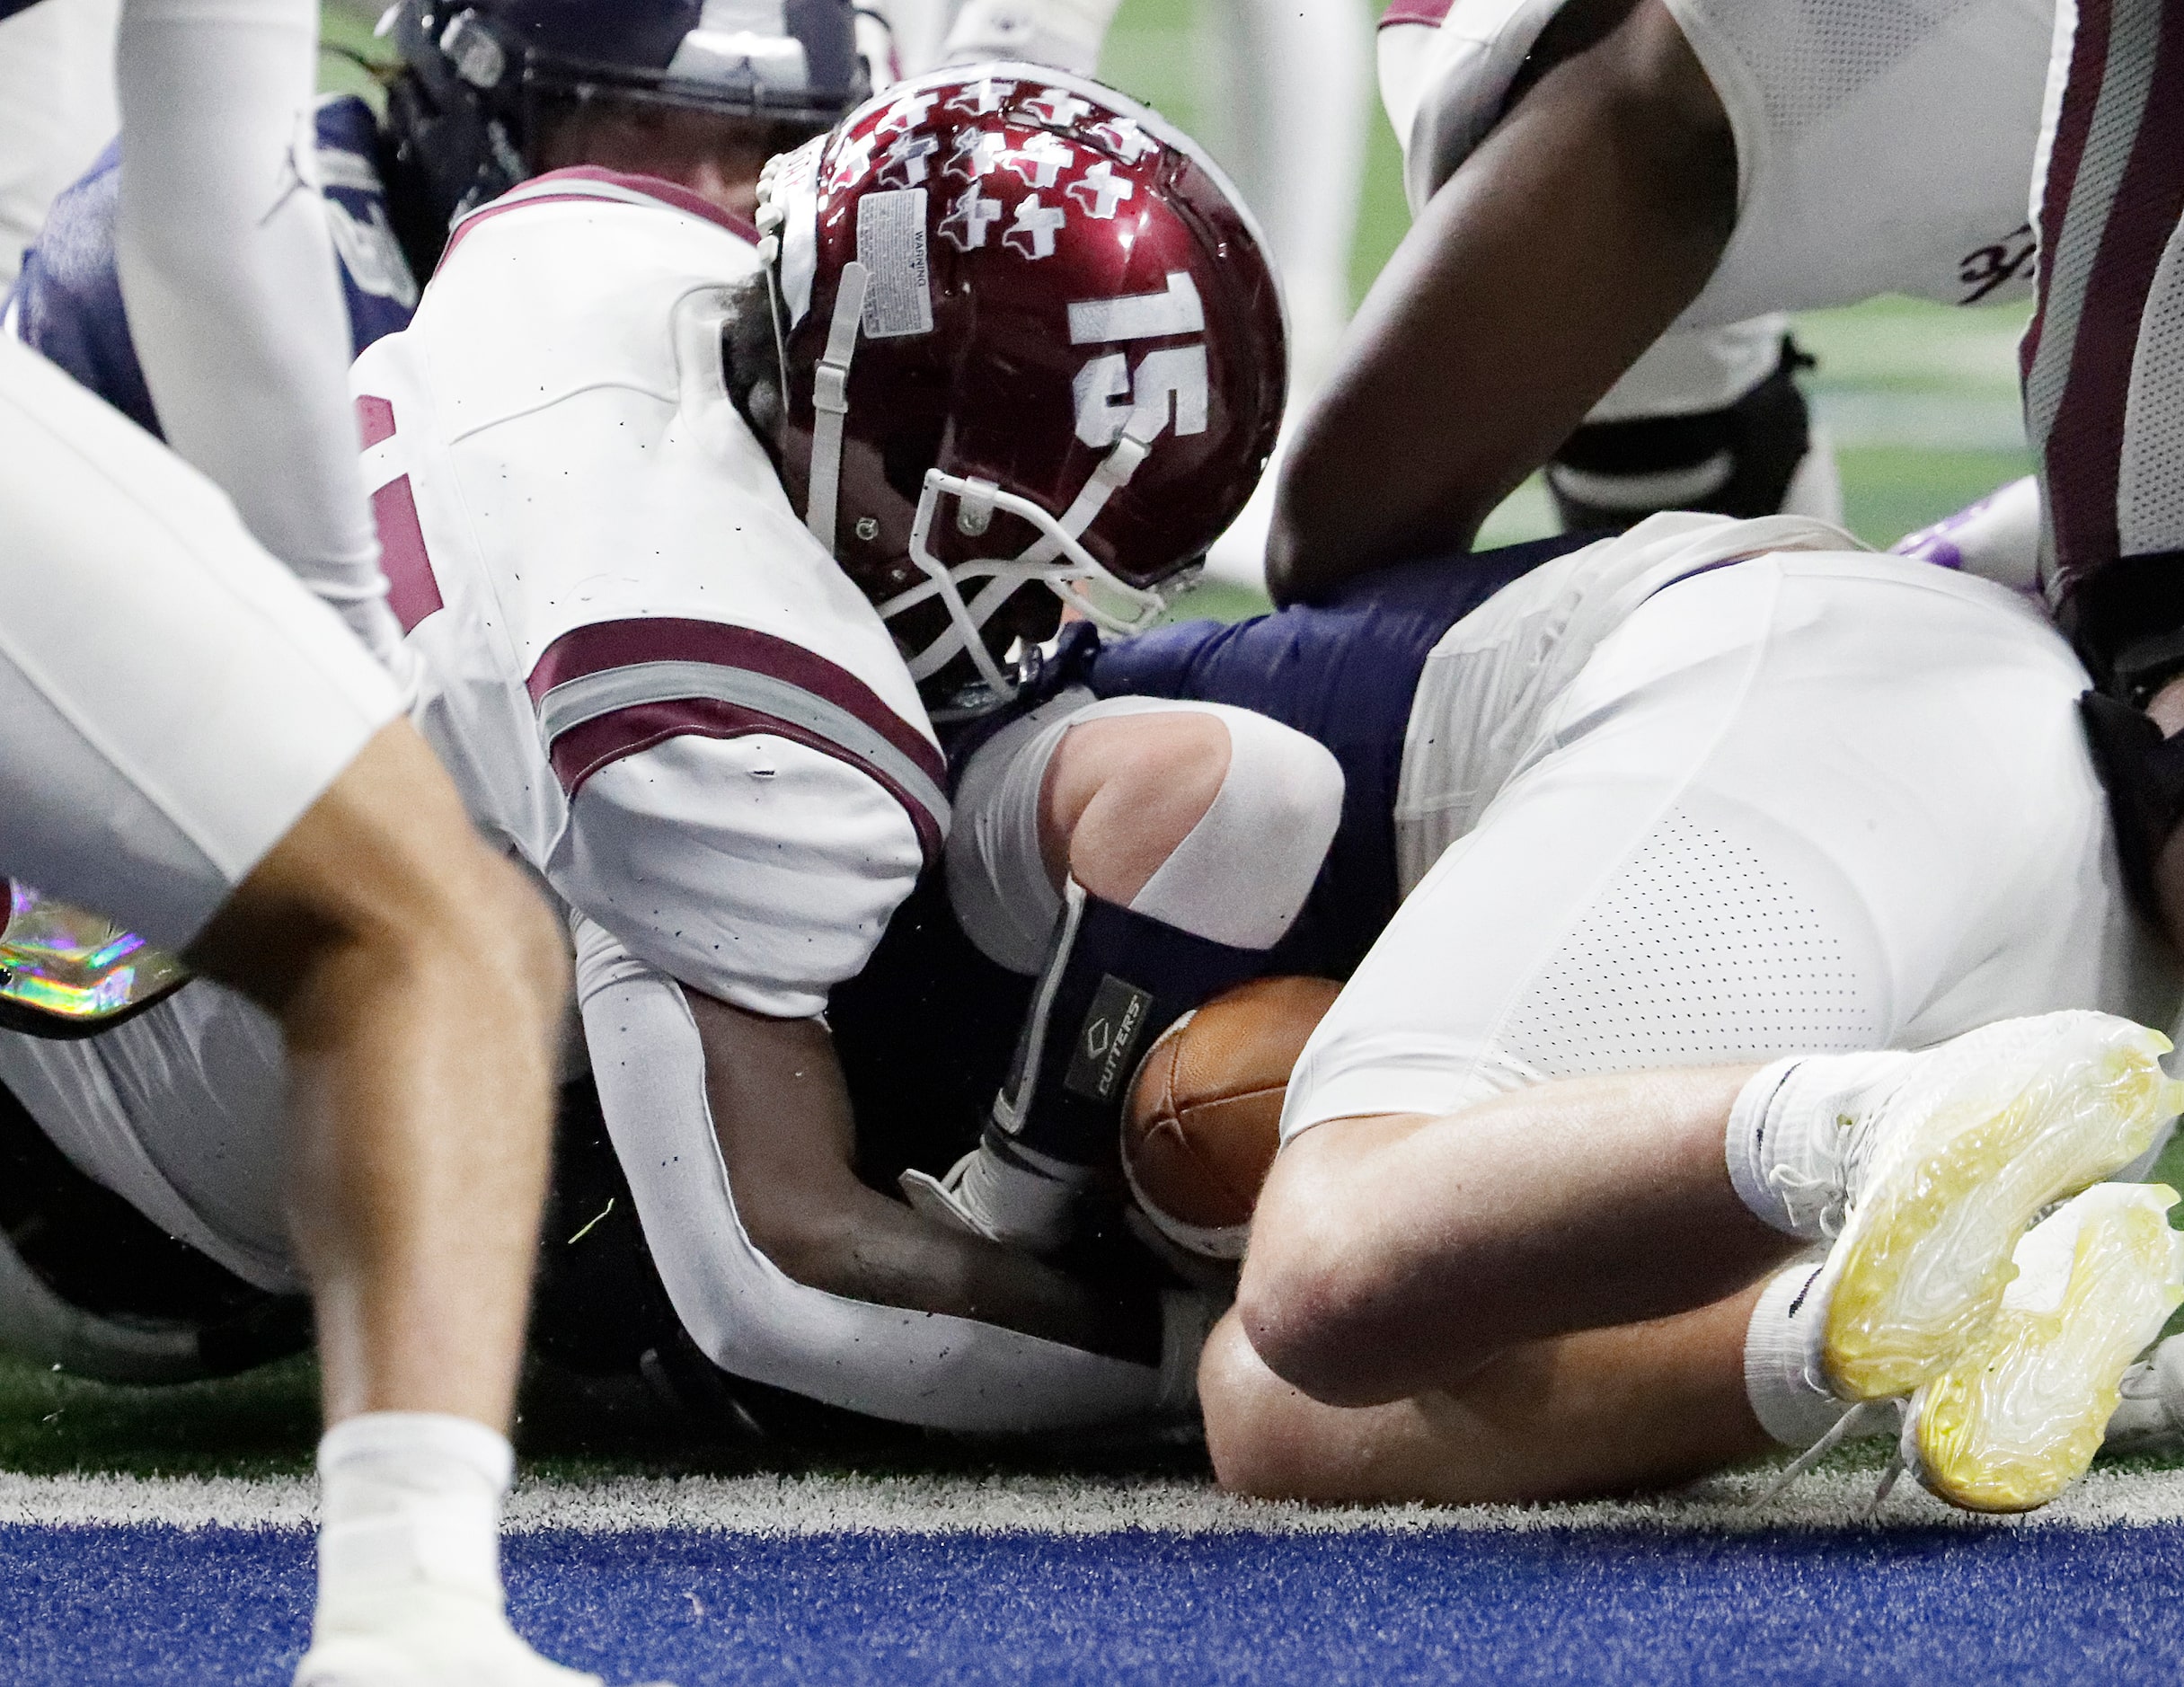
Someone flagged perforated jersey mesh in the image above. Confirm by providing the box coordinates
[2119,220,2184,554]
[1688,0,1981,143]
[1496,809,1880,1076]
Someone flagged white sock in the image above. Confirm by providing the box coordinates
[315,1412,512,1629]
[1725,1051,1910,1238]
[1744,1264,1861,1448]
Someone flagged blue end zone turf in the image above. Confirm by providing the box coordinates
[6,1521,2183,1684]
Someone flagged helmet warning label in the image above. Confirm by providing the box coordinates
[856,189,934,339]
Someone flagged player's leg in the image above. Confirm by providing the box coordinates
[1546,319,1844,534]
[0,335,578,1683]
[2026,0,2184,671]
[1205,1283,1771,1503]
[2021,0,2184,945]
[1237,1070,1784,1408]
[1269,0,1736,602]
[186,725,563,1427]
[1216,550,2171,1499]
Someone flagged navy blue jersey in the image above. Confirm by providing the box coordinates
[835,532,1596,1188]
[6,95,417,439]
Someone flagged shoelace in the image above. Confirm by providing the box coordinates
[1765,1161,1850,1240]
[1747,1398,1905,1515]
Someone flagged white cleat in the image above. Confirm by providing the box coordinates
[1811,1011,2182,1402]
[1901,1182,2184,1513]
[295,1588,615,1687]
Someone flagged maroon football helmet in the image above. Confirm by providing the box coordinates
[754,65,1287,697]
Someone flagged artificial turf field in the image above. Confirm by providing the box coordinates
[10,6,2174,1683]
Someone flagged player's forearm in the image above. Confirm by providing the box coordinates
[572,935,1167,1429]
[1268,0,1734,604]
[689,991,1160,1362]
[112,0,393,656]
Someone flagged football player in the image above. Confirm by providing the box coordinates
[0,69,1310,1436]
[0,1,591,1684]
[815,490,2184,1510]
[9,0,875,437]
[1273,0,2054,595]
[2028,0,2184,976]
[1192,505,2184,1512]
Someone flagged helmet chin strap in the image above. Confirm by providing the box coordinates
[793,273,1176,699]
[803,261,869,552]
[882,420,1171,694]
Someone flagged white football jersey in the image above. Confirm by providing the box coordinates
[1380,0,2052,324]
[352,170,948,1019]
[1665,0,2052,325]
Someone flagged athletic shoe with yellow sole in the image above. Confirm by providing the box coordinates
[1902,1182,2184,1513]
[1813,1011,2182,1402]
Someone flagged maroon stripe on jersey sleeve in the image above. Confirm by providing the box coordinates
[1380,0,1454,29]
[2044,2,2184,575]
[528,618,946,865]
[2023,0,2111,383]
[548,697,944,867]
[528,616,943,786]
[371,475,444,632]
[355,394,396,450]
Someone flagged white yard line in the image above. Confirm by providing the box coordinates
[8,1465,2184,1535]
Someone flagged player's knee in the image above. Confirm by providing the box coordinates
[443,849,569,1028]
[1235,1194,1393,1406]
[217,723,563,1031]
[1239,1134,1507,1405]
[1200,1312,1326,1499]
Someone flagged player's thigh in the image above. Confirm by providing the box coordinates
[1280,751,1865,1140]
[0,336,397,950]
[1281,555,2084,1141]
[0,982,296,1289]
[1682,555,2165,1040]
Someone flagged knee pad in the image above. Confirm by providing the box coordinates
[1546,338,1819,532]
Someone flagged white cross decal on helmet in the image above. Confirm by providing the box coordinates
[1064,160,1134,219]
[1001,194,1068,259]
[937,182,1004,251]
[874,90,937,135]
[945,128,1010,181]
[1087,116,1156,163]
[1001,132,1074,189]
[946,75,1015,115]
[828,129,877,190]
[879,133,940,188]
[1022,86,1093,127]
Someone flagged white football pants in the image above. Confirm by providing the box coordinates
[1285,551,2178,1140]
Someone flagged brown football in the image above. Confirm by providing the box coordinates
[1120,975,1343,1260]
